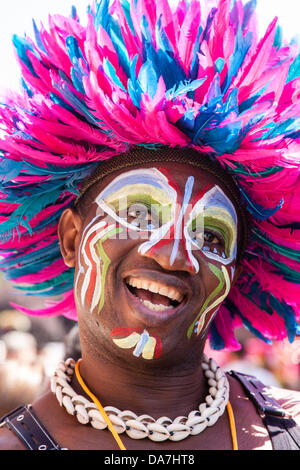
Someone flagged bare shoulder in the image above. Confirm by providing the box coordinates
[0,391,65,450]
[0,423,28,450]
[269,386,300,424]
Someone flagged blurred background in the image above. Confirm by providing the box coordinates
[0,0,299,417]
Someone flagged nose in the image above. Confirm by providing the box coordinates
[140,235,198,275]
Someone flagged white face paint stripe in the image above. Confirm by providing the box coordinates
[74,216,106,307]
[80,221,110,307]
[170,175,194,266]
[96,199,141,233]
[94,168,177,234]
[88,224,116,311]
[137,219,173,255]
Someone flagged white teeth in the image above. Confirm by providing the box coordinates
[127,277,184,303]
[139,299,170,312]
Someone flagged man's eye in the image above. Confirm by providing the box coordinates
[203,231,221,244]
[126,204,159,230]
[128,208,149,220]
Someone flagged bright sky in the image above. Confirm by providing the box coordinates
[0,0,299,92]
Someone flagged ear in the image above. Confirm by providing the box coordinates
[58,208,83,268]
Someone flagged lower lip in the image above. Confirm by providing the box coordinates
[123,282,186,326]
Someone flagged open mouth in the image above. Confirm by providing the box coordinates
[125,276,185,312]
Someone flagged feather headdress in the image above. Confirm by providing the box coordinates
[0,0,299,350]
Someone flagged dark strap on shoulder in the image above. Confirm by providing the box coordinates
[229,370,300,450]
[0,405,64,450]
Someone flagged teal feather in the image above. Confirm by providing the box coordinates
[103,58,127,92]
[287,53,300,82]
[12,35,40,78]
[14,271,73,292]
[0,189,63,238]
[166,78,207,99]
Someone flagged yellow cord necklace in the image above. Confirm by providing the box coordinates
[74,359,238,450]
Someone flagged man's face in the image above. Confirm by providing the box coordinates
[74,162,239,364]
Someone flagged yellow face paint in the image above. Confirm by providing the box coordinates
[111,328,162,360]
[112,332,141,349]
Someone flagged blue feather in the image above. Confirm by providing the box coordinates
[32,19,47,53]
[94,0,110,32]
[239,188,284,220]
[166,78,206,100]
[109,20,131,77]
[52,81,105,129]
[225,298,272,343]
[201,7,217,42]
[269,297,298,343]
[14,271,73,293]
[287,53,300,82]
[0,242,60,269]
[103,58,127,92]
[0,189,63,237]
[209,321,226,350]
[12,35,40,78]
[190,28,203,79]
[242,0,257,30]
[155,17,173,54]
[66,36,84,64]
[120,0,135,35]
[221,29,253,94]
[0,160,23,182]
[138,60,159,98]
[4,253,59,279]
[127,55,142,107]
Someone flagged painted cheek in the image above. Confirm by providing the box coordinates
[75,216,123,314]
[187,260,233,339]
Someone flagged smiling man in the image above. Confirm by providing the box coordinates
[0,0,300,451]
[63,151,244,370]
[74,156,241,392]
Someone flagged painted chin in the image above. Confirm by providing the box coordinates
[123,279,188,327]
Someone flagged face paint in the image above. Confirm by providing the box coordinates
[187,264,231,339]
[95,168,177,235]
[111,327,162,360]
[88,169,238,341]
[185,188,238,339]
[185,186,238,265]
[94,169,237,275]
[75,215,123,313]
[169,175,194,266]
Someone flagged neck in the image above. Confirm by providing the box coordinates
[74,347,208,420]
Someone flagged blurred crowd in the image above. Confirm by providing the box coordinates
[0,304,299,419]
[205,328,300,390]
[0,308,80,418]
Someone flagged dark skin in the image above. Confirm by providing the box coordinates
[0,162,299,450]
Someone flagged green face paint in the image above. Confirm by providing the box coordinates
[95,169,177,233]
[186,186,238,265]
[75,215,123,314]
[187,263,231,339]
[95,226,123,314]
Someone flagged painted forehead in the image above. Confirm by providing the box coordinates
[95,167,177,204]
[95,166,237,219]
